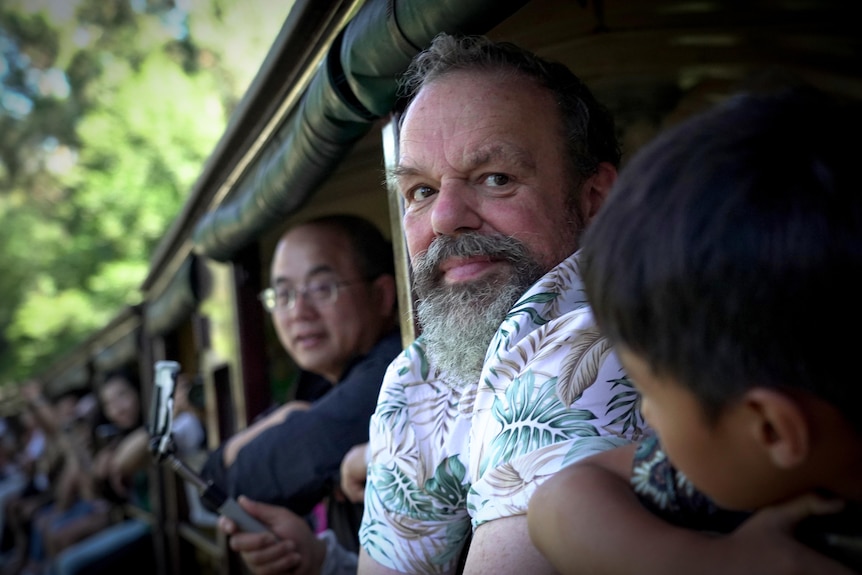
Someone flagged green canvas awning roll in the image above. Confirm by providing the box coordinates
[192,0,529,261]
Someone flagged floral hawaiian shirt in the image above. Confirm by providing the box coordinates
[360,251,649,574]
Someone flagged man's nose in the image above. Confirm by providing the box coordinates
[431,181,481,236]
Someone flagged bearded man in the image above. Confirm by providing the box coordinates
[357,33,650,575]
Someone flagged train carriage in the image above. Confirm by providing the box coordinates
[26,1,860,573]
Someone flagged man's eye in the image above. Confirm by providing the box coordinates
[275,288,293,303]
[306,283,331,296]
[408,186,436,203]
[484,174,510,187]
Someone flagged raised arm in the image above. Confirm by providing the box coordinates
[20,381,62,438]
[101,426,151,498]
[528,444,855,575]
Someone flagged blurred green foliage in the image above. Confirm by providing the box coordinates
[0,0,293,386]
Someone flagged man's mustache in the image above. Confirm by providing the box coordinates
[412,232,530,284]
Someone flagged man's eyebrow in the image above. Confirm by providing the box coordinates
[273,265,337,286]
[387,143,536,184]
[467,143,536,172]
[388,165,421,181]
[306,265,337,278]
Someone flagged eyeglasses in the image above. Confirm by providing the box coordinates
[258,279,368,313]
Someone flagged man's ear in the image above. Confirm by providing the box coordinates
[372,274,398,317]
[742,388,811,470]
[582,161,617,223]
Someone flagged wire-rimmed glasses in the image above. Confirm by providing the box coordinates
[258,279,368,313]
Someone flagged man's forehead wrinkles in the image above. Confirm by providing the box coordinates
[396,142,533,173]
[307,264,336,277]
[390,164,426,193]
[273,264,336,285]
[390,164,421,179]
[466,142,535,171]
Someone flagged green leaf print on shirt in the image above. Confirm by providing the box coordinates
[375,455,469,521]
[397,339,431,380]
[423,456,469,512]
[480,370,599,476]
[606,376,645,438]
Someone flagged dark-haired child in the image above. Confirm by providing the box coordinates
[529,86,862,574]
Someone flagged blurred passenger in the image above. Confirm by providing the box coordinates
[170,373,206,459]
[0,414,32,557]
[44,369,154,575]
[201,214,401,557]
[1,383,83,575]
[169,373,213,528]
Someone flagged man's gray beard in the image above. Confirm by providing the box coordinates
[412,233,545,388]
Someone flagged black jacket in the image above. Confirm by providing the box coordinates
[201,329,402,551]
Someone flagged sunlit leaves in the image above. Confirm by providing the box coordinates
[0,0,293,386]
[8,285,106,373]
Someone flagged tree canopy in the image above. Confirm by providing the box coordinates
[0,0,293,386]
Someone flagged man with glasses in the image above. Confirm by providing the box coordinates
[200,214,402,554]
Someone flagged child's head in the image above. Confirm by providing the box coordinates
[582,85,862,510]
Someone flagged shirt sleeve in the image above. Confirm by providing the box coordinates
[468,311,647,527]
[201,334,399,516]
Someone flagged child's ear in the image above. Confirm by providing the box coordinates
[742,388,810,469]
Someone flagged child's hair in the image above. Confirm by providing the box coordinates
[582,85,862,433]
